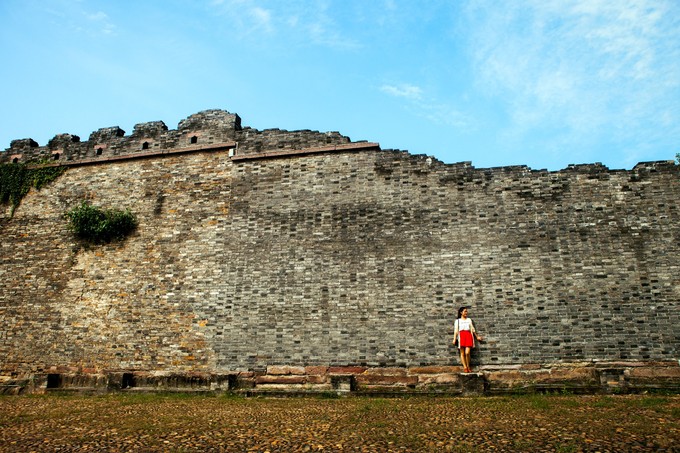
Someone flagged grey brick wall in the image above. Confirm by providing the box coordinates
[1,111,678,377]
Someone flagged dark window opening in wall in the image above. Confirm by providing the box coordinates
[142,142,150,150]
[46,373,62,389]
[52,153,60,160]
[122,373,135,389]
[12,158,19,164]
[190,136,198,144]
[96,148,103,156]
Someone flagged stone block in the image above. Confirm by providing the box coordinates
[234,376,255,389]
[364,367,408,376]
[459,373,486,395]
[305,366,329,375]
[520,364,542,370]
[356,374,418,386]
[306,375,328,385]
[409,366,459,374]
[417,373,460,386]
[328,366,367,375]
[267,365,306,375]
[541,367,598,385]
[485,370,525,388]
[256,375,307,385]
[628,366,680,379]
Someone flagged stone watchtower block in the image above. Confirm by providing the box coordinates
[131,121,168,138]
[178,109,242,145]
[45,134,82,161]
[47,134,81,150]
[88,126,126,143]
[9,138,39,151]
[7,138,40,162]
[178,109,242,132]
[131,121,169,151]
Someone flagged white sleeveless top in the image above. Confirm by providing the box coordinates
[456,318,473,331]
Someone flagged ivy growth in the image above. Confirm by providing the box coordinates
[0,163,66,214]
[65,201,138,243]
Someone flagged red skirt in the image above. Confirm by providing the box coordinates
[459,330,474,348]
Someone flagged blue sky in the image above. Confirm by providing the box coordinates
[1,0,679,170]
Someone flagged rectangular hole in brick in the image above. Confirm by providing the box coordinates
[122,373,135,389]
[46,373,62,389]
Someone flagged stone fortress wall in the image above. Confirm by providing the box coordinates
[1,110,679,395]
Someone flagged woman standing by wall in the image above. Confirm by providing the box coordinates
[453,306,483,373]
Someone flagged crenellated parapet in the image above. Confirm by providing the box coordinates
[4,109,676,178]
[1,109,353,165]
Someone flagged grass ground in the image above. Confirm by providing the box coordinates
[0,393,678,452]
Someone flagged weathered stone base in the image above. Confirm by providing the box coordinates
[2,362,679,396]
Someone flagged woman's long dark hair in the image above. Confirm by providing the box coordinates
[457,306,467,319]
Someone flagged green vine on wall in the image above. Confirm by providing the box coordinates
[65,201,138,243]
[0,163,66,215]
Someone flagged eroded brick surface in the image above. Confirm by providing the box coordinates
[1,109,679,394]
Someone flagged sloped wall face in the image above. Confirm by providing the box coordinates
[0,150,679,377]
[0,152,234,375]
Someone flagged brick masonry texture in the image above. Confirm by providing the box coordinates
[1,109,679,394]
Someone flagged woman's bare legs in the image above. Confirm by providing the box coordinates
[460,347,471,372]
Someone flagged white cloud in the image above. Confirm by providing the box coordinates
[209,0,274,36]
[380,83,473,129]
[207,0,359,48]
[291,1,361,49]
[43,2,117,36]
[464,0,680,159]
[249,6,273,31]
[84,11,116,35]
[420,103,472,129]
[380,83,423,100]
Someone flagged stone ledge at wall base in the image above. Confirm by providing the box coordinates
[1,362,679,397]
